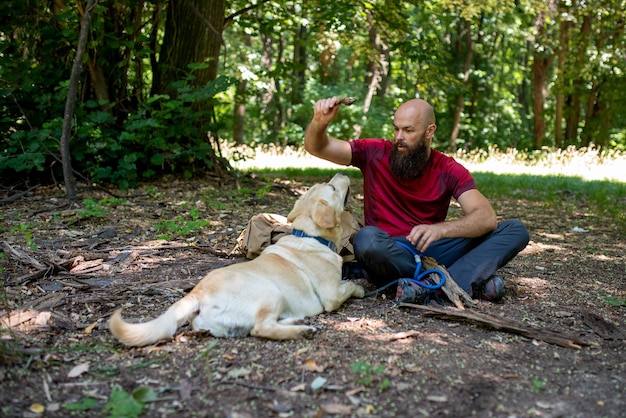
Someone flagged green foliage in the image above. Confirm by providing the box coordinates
[155,218,213,240]
[101,385,157,418]
[63,384,158,417]
[1,0,625,188]
[602,293,625,308]
[81,75,236,189]
[350,360,390,392]
[197,340,219,387]
[10,222,39,251]
[531,378,547,393]
[63,397,99,412]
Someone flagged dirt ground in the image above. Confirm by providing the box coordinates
[1,174,624,418]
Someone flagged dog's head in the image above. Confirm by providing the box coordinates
[287,173,350,245]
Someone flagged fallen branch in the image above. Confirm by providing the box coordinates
[2,241,45,269]
[0,185,39,206]
[399,303,590,349]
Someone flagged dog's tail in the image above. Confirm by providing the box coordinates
[109,294,199,347]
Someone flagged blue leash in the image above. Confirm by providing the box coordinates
[363,241,446,298]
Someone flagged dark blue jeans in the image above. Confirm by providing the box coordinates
[352,220,530,296]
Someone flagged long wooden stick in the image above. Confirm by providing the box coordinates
[400,303,590,349]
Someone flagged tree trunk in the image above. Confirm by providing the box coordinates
[233,79,247,145]
[152,0,229,174]
[292,23,307,105]
[233,33,252,145]
[564,14,592,146]
[531,54,551,148]
[581,81,599,147]
[61,0,97,203]
[449,18,474,152]
[555,16,573,148]
[157,0,225,94]
[531,8,554,149]
[354,11,386,139]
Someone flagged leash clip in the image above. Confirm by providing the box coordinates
[414,253,421,264]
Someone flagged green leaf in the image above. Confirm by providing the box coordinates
[103,386,144,418]
[132,386,158,403]
[187,62,209,70]
[63,397,99,411]
[150,153,164,165]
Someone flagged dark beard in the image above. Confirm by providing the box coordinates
[389,141,430,182]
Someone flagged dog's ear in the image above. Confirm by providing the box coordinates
[288,184,320,222]
[312,199,338,229]
[287,199,303,222]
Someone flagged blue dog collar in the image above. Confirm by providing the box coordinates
[291,229,337,252]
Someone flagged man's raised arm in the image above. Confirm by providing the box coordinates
[304,97,353,166]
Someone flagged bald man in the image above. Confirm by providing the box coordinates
[304,97,529,303]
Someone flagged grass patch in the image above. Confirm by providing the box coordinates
[241,166,362,180]
[475,172,626,228]
[241,167,626,229]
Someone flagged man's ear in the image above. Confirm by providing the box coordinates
[426,123,437,141]
[312,199,337,229]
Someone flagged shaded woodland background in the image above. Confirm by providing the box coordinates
[1,0,625,190]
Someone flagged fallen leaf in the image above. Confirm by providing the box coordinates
[345,387,367,396]
[426,395,448,402]
[321,403,353,415]
[34,312,51,326]
[289,383,306,392]
[310,376,327,391]
[301,359,325,372]
[83,322,97,334]
[68,363,89,378]
[30,403,45,413]
[295,347,310,356]
[227,367,251,379]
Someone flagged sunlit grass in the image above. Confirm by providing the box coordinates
[474,172,626,228]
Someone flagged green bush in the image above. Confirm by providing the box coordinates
[1,75,236,189]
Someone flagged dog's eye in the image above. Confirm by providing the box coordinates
[327,184,336,191]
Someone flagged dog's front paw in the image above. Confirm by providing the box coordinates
[353,285,365,298]
[301,326,318,340]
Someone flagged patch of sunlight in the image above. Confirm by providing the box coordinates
[537,233,566,241]
[485,340,512,353]
[516,277,552,298]
[223,142,626,183]
[330,316,389,333]
[524,241,565,254]
[457,145,626,183]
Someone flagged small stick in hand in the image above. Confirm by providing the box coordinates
[336,97,357,106]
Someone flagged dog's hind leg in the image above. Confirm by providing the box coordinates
[251,321,318,340]
[250,307,317,340]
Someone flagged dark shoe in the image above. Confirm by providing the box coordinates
[342,262,369,281]
[477,275,505,302]
[395,275,440,305]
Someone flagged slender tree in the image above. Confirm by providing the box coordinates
[61,0,98,203]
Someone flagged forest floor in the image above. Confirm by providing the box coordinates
[1,171,624,418]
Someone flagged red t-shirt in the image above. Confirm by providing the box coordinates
[350,138,476,237]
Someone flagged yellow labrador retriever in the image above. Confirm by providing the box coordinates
[109,173,364,346]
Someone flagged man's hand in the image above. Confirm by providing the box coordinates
[407,223,445,253]
[304,97,353,166]
[406,189,498,253]
[312,97,342,126]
